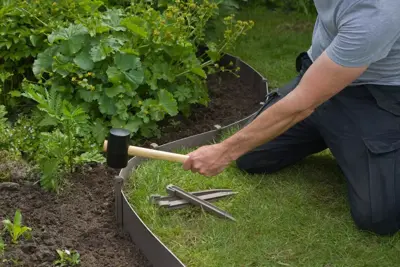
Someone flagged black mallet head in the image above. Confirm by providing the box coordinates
[104,128,131,169]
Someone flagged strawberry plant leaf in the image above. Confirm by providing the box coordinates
[48,24,88,55]
[125,116,142,133]
[121,17,148,38]
[105,85,125,98]
[52,53,75,77]
[48,24,88,43]
[33,46,58,76]
[114,53,141,71]
[73,49,94,70]
[101,8,126,32]
[124,69,144,87]
[91,118,108,144]
[158,89,178,116]
[90,44,107,62]
[29,35,41,47]
[106,66,124,84]
[98,94,117,115]
[104,37,125,50]
[78,89,100,102]
[191,67,207,78]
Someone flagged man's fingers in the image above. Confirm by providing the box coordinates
[182,156,193,171]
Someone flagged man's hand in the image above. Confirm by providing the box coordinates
[182,143,233,177]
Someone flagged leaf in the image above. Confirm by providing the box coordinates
[113,53,144,86]
[114,53,141,71]
[75,151,105,164]
[90,44,107,62]
[73,49,94,70]
[9,91,21,97]
[78,89,99,102]
[0,41,12,49]
[158,89,178,116]
[33,46,57,76]
[14,210,22,227]
[48,24,88,43]
[91,119,108,144]
[105,85,125,97]
[90,37,123,62]
[38,115,58,127]
[98,94,117,115]
[40,158,61,192]
[121,17,148,38]
[104,37,125,50]
[120,48,139,56]
[106,66,124,84]
[124,69,144,86]
[48,24,88,55]
[101,8,126,32]
[29,35,40,47]
[51,53,75,77]
[125,116,142,133]
[191,67,207,78]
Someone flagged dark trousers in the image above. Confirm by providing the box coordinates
[237,53,400,236]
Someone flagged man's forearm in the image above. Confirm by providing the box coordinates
[220,86,314,161]
[219,52,368,161]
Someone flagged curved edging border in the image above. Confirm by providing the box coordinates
[116,53,270,267]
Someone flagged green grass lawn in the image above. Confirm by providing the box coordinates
[228,4,315,89]
[125,6,400,267]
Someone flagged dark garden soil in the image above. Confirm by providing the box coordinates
[0,71,264,266]
[0,164,152,267]
[142,71,264,146]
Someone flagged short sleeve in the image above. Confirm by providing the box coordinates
[325,2,400,67]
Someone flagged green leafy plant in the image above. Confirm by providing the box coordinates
[0,0,105,109]
[32,1,253,139]
[54,249,81,267]
[21,84,105,192]
[0,105,9,147]
[2,210,32,244]
[0,236,5,257]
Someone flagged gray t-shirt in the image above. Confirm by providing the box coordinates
[307,0,400,86]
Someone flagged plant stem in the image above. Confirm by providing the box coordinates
[67,122,74,174]
[16,7,48,27]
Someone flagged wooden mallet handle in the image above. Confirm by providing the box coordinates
[103,140,189,163]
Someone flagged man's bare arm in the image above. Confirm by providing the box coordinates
[221,51,368,160]
[182,51,368,176]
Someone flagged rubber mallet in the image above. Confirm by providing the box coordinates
[103,128,189,169]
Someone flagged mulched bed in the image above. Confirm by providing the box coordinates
[0,71,264,266]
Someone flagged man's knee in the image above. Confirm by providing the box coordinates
[351,209,399,236]
[236,153,286,174]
